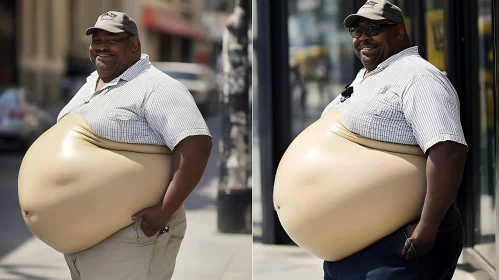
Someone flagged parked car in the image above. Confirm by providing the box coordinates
[0,87,54,150]
[153,62,219,116]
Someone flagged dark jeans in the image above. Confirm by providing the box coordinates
[323,203,464,280]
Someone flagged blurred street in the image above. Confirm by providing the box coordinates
[0,112,252,280]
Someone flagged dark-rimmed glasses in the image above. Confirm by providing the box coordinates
[348,23,399,39]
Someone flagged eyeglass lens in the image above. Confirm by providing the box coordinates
[350,25,379,38]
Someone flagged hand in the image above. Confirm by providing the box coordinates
[132,205,171,237]
[401,222,438,260]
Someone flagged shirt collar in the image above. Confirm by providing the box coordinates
[87,54,151,84]
[373,46,419,72]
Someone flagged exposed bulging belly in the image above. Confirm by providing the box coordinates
[273,110,427,262]
[18,114,172,254]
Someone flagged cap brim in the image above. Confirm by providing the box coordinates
[85,26,125,35]
[344,14,387,28]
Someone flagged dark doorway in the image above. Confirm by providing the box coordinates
[0,0,17,86]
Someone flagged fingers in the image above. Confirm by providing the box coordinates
[133,206,164,237]
[133,206,155,220]
[402,239,417,260]
[132,210,144,220]
[140,220,161,237]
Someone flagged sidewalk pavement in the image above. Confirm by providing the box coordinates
[0,114,252,280]
[252,243,476,280]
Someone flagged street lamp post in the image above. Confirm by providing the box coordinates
[217,0,251,234]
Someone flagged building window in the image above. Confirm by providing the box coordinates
[179,37,192,62]
[180,9,192,20]
[159,33,173,61]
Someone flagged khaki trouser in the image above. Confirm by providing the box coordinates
[64,206,187,280]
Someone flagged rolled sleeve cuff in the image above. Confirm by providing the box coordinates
[168,128,212,150]
[421,134,468,154]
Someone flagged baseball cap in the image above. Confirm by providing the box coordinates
[344,0,405,28]
[85,11,138,36]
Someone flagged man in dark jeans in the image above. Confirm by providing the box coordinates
[321,1,467,279]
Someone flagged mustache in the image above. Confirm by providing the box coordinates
[358,41,376,50]
[94,50,114,56]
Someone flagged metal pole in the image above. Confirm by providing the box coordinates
[217,0,251,234]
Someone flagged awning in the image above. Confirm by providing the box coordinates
[142,6,206,41]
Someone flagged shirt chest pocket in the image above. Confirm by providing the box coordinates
[107,109,149,138]
[372,89,404,121]
[111,110,141,121]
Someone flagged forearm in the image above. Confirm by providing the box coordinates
[419,141,467,230]
[160,135,212,215]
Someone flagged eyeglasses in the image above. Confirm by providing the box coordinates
[348,23,399,39]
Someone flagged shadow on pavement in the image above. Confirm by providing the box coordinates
[0,264,66,280]
[456,263,479,273]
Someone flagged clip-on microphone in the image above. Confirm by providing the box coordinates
[340,82,354,103]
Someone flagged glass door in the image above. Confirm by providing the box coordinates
[287,0,356,137]
[474,0,496,268]
[424,0,447,74]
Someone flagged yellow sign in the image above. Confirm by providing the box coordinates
[425,9,446,71]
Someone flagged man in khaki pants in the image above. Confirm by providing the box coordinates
[59,11,212,279]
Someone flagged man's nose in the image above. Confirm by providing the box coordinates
[358,29,371,41]
[94,45,110,52]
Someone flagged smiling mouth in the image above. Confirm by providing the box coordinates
[360,46,377,51]
[96,53,114,58]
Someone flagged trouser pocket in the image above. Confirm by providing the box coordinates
[133,205,187,243]
[147,220,187,280]
[133,219,157,244]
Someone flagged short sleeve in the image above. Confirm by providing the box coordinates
[402,75,467,153]
[144,81,211,150]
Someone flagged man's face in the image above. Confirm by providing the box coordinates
[89,30,137,80]
[352,19,402,71]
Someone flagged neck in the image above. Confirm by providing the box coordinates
[397,43,412,54]
[96,77,108,91]
[98,76,114,83]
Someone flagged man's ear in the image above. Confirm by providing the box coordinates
[131,37,140,53]
[397,24,405,41]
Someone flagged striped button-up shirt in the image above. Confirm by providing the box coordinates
[58,54,211,150]
[322,46,467,153]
